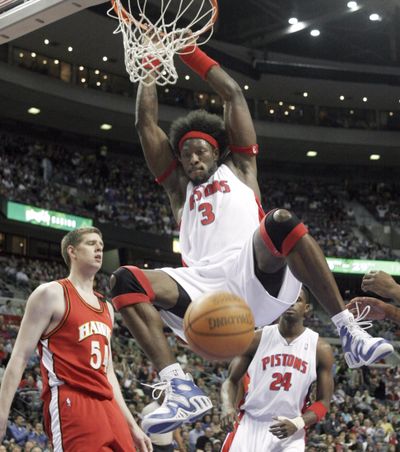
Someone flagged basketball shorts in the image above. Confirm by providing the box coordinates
[222,414,305,452]
[43,385,136,452]
[160,232,301,340]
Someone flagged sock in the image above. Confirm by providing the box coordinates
[331,309,354,328]
[159,363,186,381]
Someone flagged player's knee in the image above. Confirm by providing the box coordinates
[110,266,155,311]
[260,208,308,257]
[272,208,292,223]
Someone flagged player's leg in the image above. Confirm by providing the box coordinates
[110,266,211,434]
[43,386,115,451]
[107,398,137,452]
[253,208,393,368]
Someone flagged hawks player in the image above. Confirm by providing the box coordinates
[111,43,392,435]
[0,228,152,452]
[220,288,334,451]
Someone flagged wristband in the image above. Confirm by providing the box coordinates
[155,159,178,185]
[179,45,219,79]
[305,401,328,422]
[142,55,161,70]
[229,144,259,156]
[276,415,305,431]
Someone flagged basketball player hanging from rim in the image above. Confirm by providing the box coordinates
[108,6,393,437]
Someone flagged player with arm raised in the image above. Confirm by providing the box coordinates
[110,42,392,435]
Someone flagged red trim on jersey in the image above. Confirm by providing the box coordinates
[155,159,178,185]
[64,279,104,313]
[259,212,283,257]
[221,411,245,452]
[178,131,219,152]
[281,223,309,256]
[229,144,259,156]
[41,279,71,340]
[181,259,188,267]
[255,196,265,222]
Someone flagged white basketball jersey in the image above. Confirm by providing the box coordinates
[179,164,262,267]
[242,325,318,421]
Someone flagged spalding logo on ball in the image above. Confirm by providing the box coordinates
[183,291,255,361]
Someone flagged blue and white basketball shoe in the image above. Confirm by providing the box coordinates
[142,374,212,434]
[339,308,393,368]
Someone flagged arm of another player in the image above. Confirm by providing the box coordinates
[361,271,400,302]
[135,81,186,222]
[220,330,261,430]
[173,427,187,451]
[270,338,334,439]
[0,282,62,443]
[106,305,153,452]
[347,297,400,325]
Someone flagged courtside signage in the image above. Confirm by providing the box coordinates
[327,257,400,276]
[6,201,93,231]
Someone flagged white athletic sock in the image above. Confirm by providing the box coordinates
[331,309,354,328]
[159,363,186,381]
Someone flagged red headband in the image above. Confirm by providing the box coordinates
[178,131,219,153]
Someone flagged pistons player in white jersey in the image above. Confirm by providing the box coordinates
[0,228,152,452]
[110,41,393,434]
[220,288,334,452]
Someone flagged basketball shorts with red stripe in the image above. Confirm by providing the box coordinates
[43,385,136,452]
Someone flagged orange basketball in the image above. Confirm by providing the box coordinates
[183,291,255,361]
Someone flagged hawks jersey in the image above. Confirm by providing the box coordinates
[179,164,264,267]
[242,324,318,421]
[38,279,113,400]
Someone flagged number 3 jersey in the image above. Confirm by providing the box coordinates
[38,278,114,401]
[242,324,318,421]
[179,164,263,267]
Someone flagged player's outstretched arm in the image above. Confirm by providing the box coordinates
[361,271,400,302]
[347,297,400,325]
[106,305,153,452]
[269,338,334,440]
[220,331,261,430]
[135,81,186,221]
[0,283,61,443]
[179,47,258,190]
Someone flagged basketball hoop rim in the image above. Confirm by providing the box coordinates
[110,0,219,35]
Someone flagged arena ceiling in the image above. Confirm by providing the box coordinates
[214,0,400,66]
[1,0,400,166]
[90,0,400,67]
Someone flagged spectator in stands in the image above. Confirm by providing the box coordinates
[189,422,204,452]
[0,300,18,315]
[27,422,47,449]
[194,427,214,451]
[7,415,29,446]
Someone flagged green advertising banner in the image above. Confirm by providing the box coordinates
[6,201,93,232]
[326,257,400,276]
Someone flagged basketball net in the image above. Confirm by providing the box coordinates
[108,0,218,86]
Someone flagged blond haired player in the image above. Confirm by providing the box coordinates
[220,288,334,451]
[0,227,152,452]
